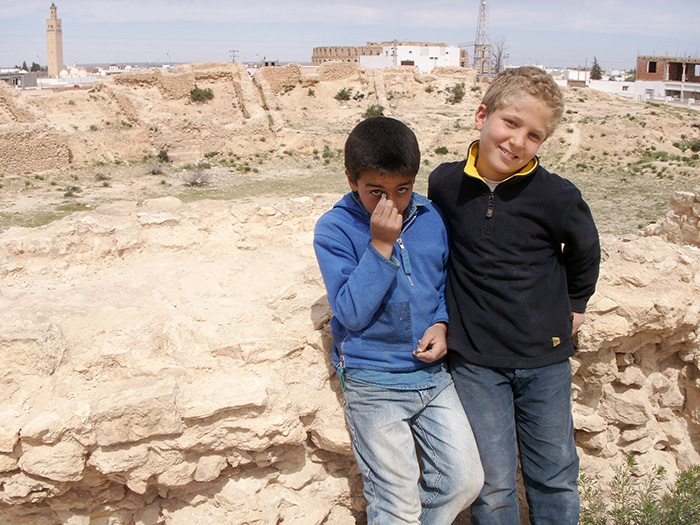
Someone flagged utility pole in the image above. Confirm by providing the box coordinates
[473,0,492,82]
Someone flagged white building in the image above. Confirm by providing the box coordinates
[358,43,461,74]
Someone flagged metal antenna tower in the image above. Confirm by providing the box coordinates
[473,0,492,82]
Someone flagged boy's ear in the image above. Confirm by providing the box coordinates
[474,104,488,131]
[345,169,358,191]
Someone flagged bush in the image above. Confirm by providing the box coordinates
[434,146,449,155]
[674,137,700,153]
[190,85,214,103]
[157,149,170,163]
[334,87,352,101]
[362,105,385,119]
[448,82,466,104]
[580,455,700,524]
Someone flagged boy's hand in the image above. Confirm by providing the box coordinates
[414,322,448,363]
[572,312,585,336]
[371,194,402,259]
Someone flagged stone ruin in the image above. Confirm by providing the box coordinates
[0,187,699,523]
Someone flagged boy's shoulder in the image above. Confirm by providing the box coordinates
[429,159,468,181]
[530,163,582,195]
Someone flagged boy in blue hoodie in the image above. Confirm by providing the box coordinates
[314,117,483,524]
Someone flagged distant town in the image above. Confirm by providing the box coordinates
[2,3,699,106]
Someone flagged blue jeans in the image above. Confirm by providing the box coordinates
[449,353,579,525]
[343,370,483,524]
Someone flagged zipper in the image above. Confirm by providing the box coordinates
[396,214,417,286]
[485,190,495,234]
[396,238,413,286]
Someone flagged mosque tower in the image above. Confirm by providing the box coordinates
[46,3,64,77]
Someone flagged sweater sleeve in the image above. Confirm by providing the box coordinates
[561,191,601,313]
[314,221,400,332]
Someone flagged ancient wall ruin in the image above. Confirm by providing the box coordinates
[0,123,71,174]
[647,189,700,247]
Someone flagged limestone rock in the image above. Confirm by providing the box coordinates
[1,189,700,522]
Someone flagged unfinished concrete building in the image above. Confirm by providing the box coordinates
[636,55,700,101]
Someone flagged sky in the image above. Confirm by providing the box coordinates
[1,0,699,71]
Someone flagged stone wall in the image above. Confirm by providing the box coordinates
[318,61,364,82]
[646,188,700,247]
[0,123,70,174]
[255,63,303,93]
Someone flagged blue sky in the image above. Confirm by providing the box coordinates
[1,0,699,70]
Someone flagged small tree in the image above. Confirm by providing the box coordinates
[492,37,508,74]
[30,61,41,72]
[21,61,29,71]
[590,57,603,80]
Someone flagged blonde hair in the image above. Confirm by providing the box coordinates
[481,66,564,136]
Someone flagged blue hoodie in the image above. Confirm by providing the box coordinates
[313,191,449,372]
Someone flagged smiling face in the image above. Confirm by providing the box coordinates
[347,170,414,215]
[474,94,553,182]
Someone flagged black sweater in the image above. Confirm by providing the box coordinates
[428,155,600,369]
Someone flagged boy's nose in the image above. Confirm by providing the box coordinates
[510,130,526,149]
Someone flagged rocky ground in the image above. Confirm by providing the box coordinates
[1,63,700,524]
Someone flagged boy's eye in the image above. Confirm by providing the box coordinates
[529,133,541,141]
[396,187,409,194]
[370,190,384,197]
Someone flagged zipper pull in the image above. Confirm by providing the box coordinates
[397,238,414,286]
[486,191,495,218]
[337,356,346,390]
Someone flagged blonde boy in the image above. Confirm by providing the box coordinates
[428,66,600,524]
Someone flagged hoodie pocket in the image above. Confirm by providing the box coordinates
[360,302,413,351]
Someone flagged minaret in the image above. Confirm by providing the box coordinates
[46,3,64,77]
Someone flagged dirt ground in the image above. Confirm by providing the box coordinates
[1,63,699,235]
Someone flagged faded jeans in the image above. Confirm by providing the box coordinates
[343,368,483,524]
[449,353,580,525]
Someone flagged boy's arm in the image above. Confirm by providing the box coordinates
[314,223,399,332]
[562,193,601,317]
[572,312,585,335]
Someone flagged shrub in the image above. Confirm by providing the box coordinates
[157,149,170,163]
[183,170,211,186]
[190,85,214,103]
[674,137,700,153]
[334,87,352,101]
[580,456,700,524]
[363,105,385,119]
[434,146,449,155]
[449,82,466,104]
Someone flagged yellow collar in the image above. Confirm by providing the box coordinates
[463,140,539,183]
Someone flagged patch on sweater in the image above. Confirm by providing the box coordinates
[552,337,561,347]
